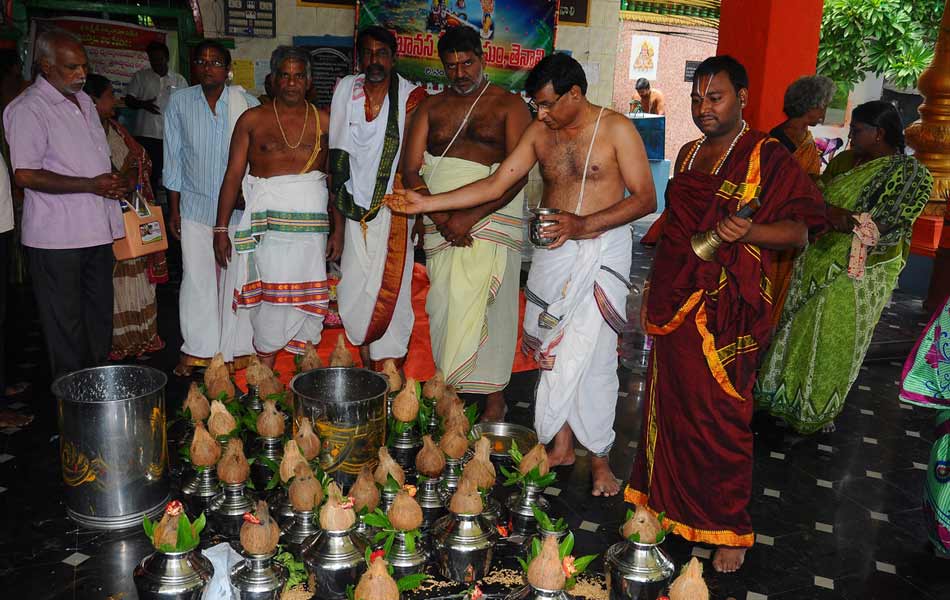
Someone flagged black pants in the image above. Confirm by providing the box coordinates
[136,136,163,199]
[28,244,114,381]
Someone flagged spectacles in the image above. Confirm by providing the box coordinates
[528,93,563,113]
[193,58,227,69]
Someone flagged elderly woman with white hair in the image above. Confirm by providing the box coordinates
[770,75,836,177]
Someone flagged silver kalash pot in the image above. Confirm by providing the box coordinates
[438,457,463,503]
[528,207,562,249]
[603,534,675,600]
[267,487,295,528]
[301,526,368,599]
[280,509,319,559]
[506,584,574,600]
[430,511,497,583]
[182,467,221,516]
[507,483,550,536]
[242,384,263,413]
[380,488,398,513]
[230,551,288,600]
[389,427,422,480]
[417,476,446,529]
[133,549,214,599]
[481,495,504,531]
[208,482,256,538]
[250,436,281,492]
[385,531,428,580]
[525,526,569,556]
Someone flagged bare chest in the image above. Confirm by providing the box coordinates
[427,101,505,156]
[537,131,614,184]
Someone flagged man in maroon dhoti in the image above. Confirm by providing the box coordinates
[625,56,824,572]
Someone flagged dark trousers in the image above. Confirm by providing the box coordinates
[0,230,8,395]
[136,136,164,199]
[28,244,114,381]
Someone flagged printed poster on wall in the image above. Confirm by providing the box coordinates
[357,0,557,92]
[629,34,660,82]
[29,17,168,96]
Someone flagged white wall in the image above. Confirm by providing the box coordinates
[812,73,885,148]
[198,0,355,94]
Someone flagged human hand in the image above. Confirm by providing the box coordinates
[827,205,857,233]
[89,173,129,200]
[213,231,231,269]
[326,227,344,261]
[436,211,479,247]
[539,212,587,249]
[715,214,753,243]
[385,188,428,214]
[169,208,181,240]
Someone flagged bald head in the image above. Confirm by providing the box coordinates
[36,29,88,96]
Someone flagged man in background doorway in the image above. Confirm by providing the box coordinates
[125,41,187,196]
[631,78,665,115]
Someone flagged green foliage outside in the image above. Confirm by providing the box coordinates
[819,0,944,91]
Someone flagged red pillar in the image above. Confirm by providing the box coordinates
[716,0,824,132]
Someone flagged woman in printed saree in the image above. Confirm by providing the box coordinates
[756,101,933,433]
[899,298,950,558]
[84,74,167,360]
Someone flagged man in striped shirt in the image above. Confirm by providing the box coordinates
[164,40,260,375]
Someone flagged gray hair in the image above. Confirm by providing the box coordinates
[270,46,311,78]
[783,75,836,118]
[35,29,82,65]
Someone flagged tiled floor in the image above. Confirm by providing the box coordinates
[2,226,950,598]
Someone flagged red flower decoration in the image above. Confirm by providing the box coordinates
[496,523,510,537]
[165,500,183,517]
[404,484,418,497]
[562,555,577,577]
[340,496,355,510]
[242,512,261,525]
[470,585,483,600]
[370,549,385,563]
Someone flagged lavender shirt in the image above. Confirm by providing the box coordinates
[3,76,123,249]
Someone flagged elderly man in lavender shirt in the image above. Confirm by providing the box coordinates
[4,30,128,379]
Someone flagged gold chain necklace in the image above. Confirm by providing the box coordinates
[273,100,310,150]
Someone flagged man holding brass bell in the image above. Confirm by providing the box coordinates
[625,56,824,573]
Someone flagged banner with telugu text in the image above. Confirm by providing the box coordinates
[357,0,557,92]
[30,17,168,96]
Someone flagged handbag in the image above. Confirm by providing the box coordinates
[113,158,168,260]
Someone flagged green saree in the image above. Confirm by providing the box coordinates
[755,151,933,433]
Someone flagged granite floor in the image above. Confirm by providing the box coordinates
[1,228,949,599]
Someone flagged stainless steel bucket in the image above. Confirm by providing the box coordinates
[53,365,170,529]
[290,367,388,487]
[528,207,562,248]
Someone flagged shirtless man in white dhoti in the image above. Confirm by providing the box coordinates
[401,26,531,421]
[389,53,656,496]
[214,46,342,367]
[329,26,427,368]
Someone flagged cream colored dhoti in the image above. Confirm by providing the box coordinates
[421,153,523,393]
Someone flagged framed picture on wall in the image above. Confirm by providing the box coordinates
[296,0,355,7]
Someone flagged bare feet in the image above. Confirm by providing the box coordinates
[0,409,33,428]
[480,391,507,422]
[591,455,620,496]
[712,546,747,573]
[546,423,576,467]
[173,359,193,377]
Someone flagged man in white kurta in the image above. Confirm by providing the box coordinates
[213,47,338,364]
[329,27,427,366]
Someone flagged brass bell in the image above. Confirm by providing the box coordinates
[690,229,723,262]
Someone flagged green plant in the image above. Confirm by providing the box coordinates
[532,505,567,532]
[344,549,429,599]
[515,531,596,590]
[499,440,557,489]
[819,0,944,91]
[361,506,423,556]
[273,546,308,592]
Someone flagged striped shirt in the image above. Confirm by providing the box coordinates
[163,84,259,227]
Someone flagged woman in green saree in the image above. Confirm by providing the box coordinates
[755,101,933,433]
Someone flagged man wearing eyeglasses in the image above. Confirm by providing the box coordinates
[163,40,260,376]
[329,26,427,369]
[400,26,531,421]
[388,53,656,497]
